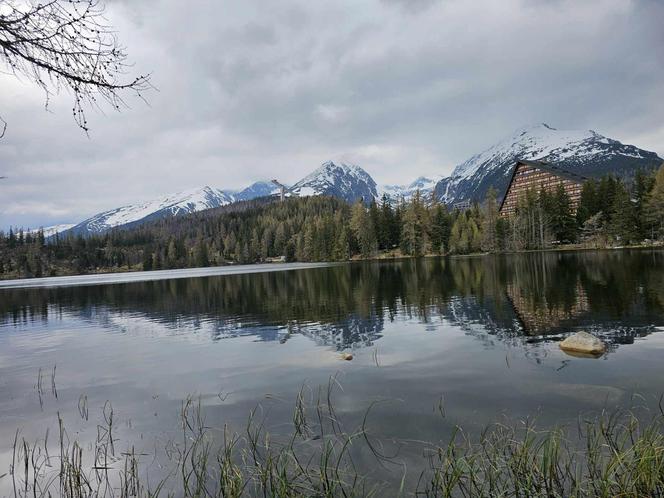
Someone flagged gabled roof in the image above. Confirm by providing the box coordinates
[499,160,588,212]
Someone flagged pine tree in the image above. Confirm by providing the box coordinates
[496,217,509,251]
[368,200,382,249]
[576,179,599,226]
[633,169,655,239]
[550,183,577,243]
[378,195,395,250]
[430,204,450,254]
[481,187,499,252]
[195,240,210,267]
[303,223,317,261]
[400,202,419,256]
[142,250,153,271]
[167,239,178,268]
[333,227,351,261]
[597,175,618,225]
[610,181,638,244]
[645,164,664,239]
[350,201,376,258]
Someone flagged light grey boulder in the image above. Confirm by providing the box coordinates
[559,332,606,357]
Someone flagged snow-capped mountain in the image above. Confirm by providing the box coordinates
[66,186,237,236]
[289,161,378,203]
[434,123,663,205]
[58,164,379,237]
[49,124,663,237]
[28,224,76,238]
[233,181,281,202]
[379,175,445,202]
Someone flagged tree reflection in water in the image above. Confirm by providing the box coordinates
[2,249,664,353]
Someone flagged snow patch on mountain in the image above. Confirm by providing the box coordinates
[28,224,76,238]
[379,175,445,202]
[68,186,236,235]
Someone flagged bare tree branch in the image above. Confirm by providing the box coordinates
[0,0,151,134]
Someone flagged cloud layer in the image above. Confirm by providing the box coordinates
[1,0,663,228]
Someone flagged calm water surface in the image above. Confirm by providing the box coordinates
[2,250,664,492]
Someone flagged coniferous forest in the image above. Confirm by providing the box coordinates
[2,166,664,279]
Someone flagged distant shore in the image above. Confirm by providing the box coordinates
[0,262,335,289]
[3,243,664,285]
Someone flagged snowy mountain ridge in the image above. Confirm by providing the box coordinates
[61,162,382,236]
[68,186,236,236]
[435,123,662,204]
[51,124,662,237]
[379,175,445,202]
[28,224,76,238]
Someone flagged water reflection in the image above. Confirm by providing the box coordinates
[3,250,664,495]
[2,250,664,352]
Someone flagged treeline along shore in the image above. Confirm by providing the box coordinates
[3,165,664,279]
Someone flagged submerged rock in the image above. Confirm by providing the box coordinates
[559,332,606,357]
[341,352,353,361]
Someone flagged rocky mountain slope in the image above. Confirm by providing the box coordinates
[289,161,378,204]
[66,186,236,236]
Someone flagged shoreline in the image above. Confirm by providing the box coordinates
[0,262,336,290]
[3,243,664,286]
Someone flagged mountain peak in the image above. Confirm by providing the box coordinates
[234,180,281,202]
[436,124,662,205]
[63,186,237,236]
[291,161,377,203]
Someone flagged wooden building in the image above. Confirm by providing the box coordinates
[499,160,588,217]
[506,281,589,335]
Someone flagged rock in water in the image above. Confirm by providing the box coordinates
[341,352,353,361]
[559,332,606,356]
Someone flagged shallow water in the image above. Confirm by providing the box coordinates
[2,250,664,493]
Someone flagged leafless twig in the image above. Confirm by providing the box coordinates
[0,0,151,134]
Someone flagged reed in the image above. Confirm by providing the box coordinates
[6,380,664,497]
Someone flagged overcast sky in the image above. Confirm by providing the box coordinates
[1,0,663,229]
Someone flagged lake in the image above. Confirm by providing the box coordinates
[2,250,664,494]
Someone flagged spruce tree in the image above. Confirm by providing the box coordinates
[142,250,153,271]
[633,169,655,239]
[378,195,395,250]
[576,179,599,226]
[645,164,664,239]
[350,201,376,258]
[610,181,638,245]
[195,240,210,267]
[551,183,576,243]
[481,187,499,252]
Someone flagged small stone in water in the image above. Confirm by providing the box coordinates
[341,352,353,361]
[559,331,606,356]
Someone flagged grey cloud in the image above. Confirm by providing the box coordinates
[380,0,440,14]
[1,0,663,229]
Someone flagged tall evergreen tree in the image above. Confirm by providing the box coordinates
[645,164,664,239]
[481,187,499,252]
[550,183,577,243]
[350,201,376,258]
[610,181,638,244]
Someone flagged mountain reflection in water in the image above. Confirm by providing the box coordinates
[3,250,663,353]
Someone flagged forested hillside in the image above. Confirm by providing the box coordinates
[3,165,664,279]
